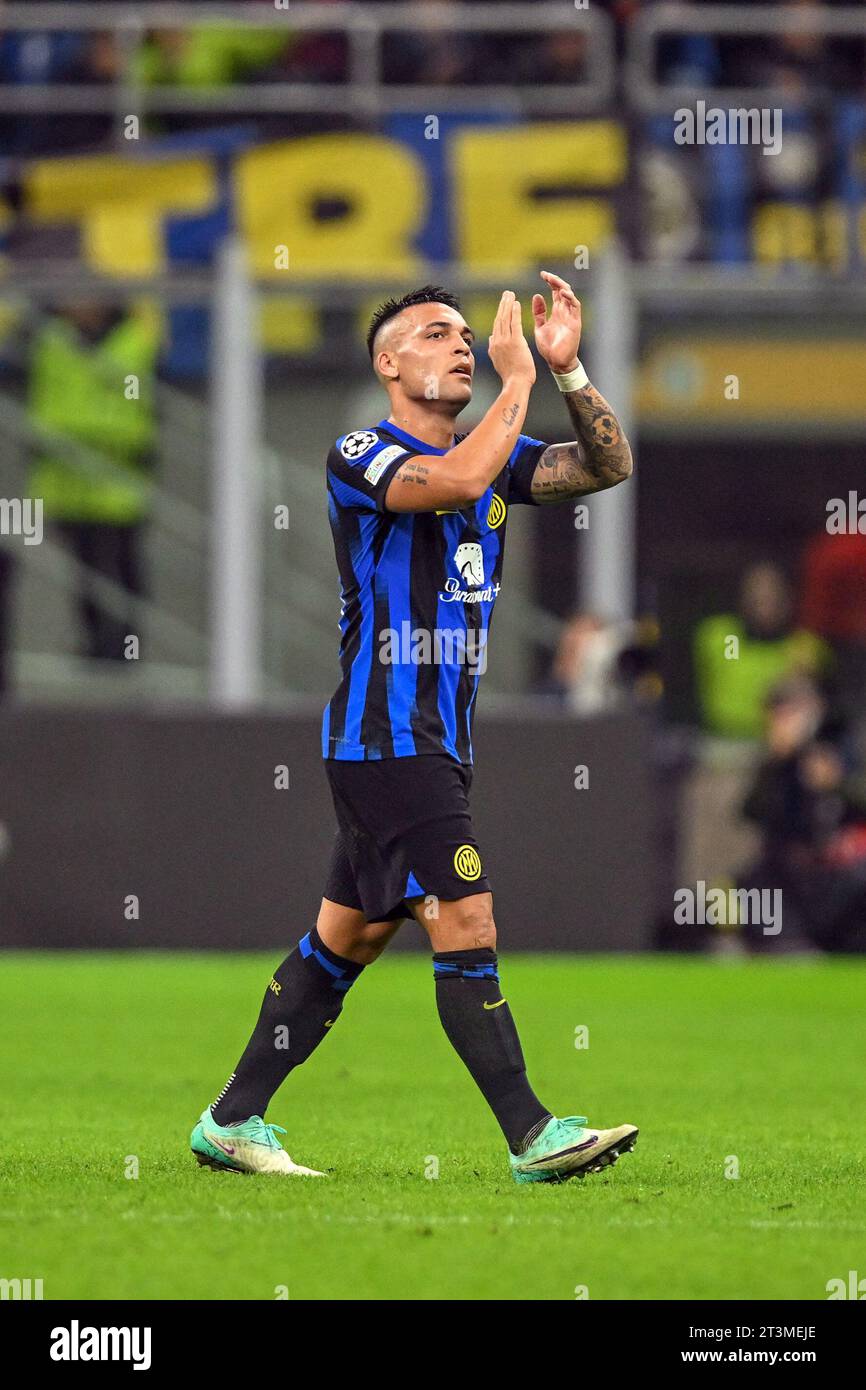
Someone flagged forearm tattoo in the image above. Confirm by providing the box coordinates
[531,384,633,503]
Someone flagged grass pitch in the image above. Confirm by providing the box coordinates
[2,951,864,1301]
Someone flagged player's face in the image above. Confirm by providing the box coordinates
[387,303,475,405]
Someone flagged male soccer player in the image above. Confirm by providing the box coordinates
[191,272,637,1182]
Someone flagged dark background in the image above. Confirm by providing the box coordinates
[0,707,653,951]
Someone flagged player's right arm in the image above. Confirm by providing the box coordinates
[384,291,536,514]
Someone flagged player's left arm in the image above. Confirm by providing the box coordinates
[528,271,633,504]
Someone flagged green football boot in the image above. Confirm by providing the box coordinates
[190,1108,326,1176]
[510,1115,638,1184]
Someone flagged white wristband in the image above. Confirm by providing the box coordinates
[551,361,589,393]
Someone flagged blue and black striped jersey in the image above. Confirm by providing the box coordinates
[322,418,547,764]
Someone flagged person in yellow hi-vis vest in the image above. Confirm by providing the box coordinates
[27,301,160,661]
[693,562,830,740]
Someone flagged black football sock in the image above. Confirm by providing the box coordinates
[210,927,363,1125]
[432,948,552,1153]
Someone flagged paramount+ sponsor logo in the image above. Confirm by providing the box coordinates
[441,577,500,604]
[49,1319,152,1370]
[439,542,501,604]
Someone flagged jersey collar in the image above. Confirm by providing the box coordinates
[376,418,450,456]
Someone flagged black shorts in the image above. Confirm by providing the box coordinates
[322,754,491,922]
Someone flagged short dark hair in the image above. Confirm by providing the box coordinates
[366,284,461,360]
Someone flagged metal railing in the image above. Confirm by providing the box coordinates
[2,3,865,124]
[0,3,616,121]
[627,3,866,111]
[0,368,349,699]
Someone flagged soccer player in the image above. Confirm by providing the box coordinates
[191,273,638,1182]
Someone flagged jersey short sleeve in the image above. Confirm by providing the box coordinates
[326,430,411,512]
[506,432,548,506]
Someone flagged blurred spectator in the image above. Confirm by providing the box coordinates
[134,26,288,90]
[735,674,866,951]
[0,27,120,156]
[512,31,589,87]
[381,0,482,86]
[132,3,351,138]
[720,0,861,94]
[693,561,829,740]
[537,611,661,714]
[26,302,160,662]
[801,530,866,727]
[0,28,84,91]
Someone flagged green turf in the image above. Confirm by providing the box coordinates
[2,951,865,1301]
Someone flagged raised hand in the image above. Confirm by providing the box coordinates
[532,271,583,374]
[488,290,536,386]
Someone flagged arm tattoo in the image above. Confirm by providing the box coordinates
[394,460,429,486]
[531,384,633,504]
[501,402,519,427]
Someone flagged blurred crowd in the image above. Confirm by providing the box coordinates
[0,0,864,157]
[540,540,866,954]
